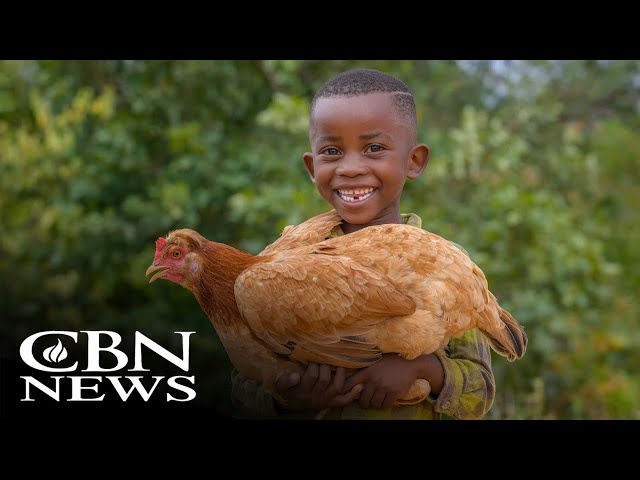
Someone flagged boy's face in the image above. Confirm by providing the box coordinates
[304,92,429,230]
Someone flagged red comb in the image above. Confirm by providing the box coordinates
[154,237,167,262]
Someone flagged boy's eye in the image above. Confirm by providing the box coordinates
[320,147,341,156]
[366,144,384,153]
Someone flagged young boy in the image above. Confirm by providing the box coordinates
[231,68,495,420]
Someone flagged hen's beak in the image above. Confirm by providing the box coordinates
[146,264,170,283]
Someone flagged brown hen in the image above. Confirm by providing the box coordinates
[146,209,527,405]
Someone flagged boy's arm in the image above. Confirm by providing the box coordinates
[428,328,496,419]
[342,328,495,419]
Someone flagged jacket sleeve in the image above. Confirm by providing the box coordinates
[230,369,281,418]
[429,328,496,419]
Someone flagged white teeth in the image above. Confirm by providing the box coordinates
[337,188,376,203]
[338,187,374,195]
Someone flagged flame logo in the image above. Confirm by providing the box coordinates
[42,339,68,363]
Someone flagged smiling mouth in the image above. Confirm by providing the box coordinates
[145,265,170,283]
[336,187,377,203]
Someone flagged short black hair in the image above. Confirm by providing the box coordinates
[310,68,417,142]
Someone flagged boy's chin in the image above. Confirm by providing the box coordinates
[325,195,385,227]
[332,207,376,227]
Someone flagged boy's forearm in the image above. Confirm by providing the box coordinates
[414,353,445,397]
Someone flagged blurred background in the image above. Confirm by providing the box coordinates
[1,60,638,419]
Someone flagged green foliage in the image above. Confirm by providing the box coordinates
[2,60,638,419]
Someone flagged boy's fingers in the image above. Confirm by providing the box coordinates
[370,390,387,408]
[330,383,363,407]
[382,393,397,408]
[343,370,366,392]
[275,372,300,393]
[312,364,332,393]
[332,367,347,392]
[358,385,375,409]
[300,363,319,391]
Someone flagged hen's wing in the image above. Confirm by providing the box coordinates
[319,225,527,360]
[234,253,416,368]
[259,210,342,256]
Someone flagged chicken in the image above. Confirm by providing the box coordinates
[146,209,527,405]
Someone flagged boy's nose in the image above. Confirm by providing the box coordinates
[335,154,368,177]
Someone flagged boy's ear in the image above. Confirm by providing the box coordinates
[406,144,430,179]
[303,152,316,183]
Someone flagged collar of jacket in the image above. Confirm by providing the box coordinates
[328,212,422,239]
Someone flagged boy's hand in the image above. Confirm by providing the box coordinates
[274,363,363,412]
[342,353,420,408]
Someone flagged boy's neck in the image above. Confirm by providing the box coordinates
[340,211,404,235]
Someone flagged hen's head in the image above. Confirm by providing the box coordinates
[145,229,208,288]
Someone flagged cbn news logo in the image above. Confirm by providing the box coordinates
[19,331,196,402]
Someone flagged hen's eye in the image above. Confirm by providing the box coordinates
[172,250,182,258]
